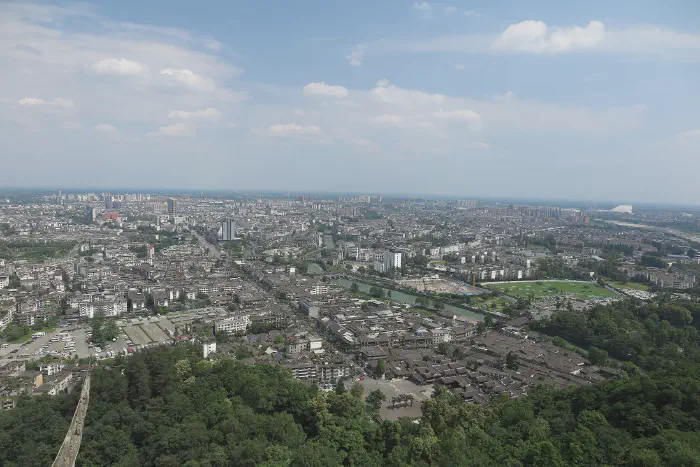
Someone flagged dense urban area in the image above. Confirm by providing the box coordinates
[3,191,700,466]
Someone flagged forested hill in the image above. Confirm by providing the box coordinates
[4,299,700,466]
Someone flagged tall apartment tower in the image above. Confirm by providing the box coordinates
[221,218,235,241]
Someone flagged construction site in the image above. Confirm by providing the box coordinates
[398,277,481,295]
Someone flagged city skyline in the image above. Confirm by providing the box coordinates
[2,1,700,202]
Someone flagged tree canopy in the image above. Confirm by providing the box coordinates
[7,297,700,466]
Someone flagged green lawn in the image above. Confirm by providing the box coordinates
[484,281,618,300]
[7,326,55,344]
[606,281,649,291]
[470,296,512,312]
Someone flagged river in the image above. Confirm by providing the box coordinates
[604,220,700,243]
[331,278,484,322]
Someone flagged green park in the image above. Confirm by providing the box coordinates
[484,280,618,300]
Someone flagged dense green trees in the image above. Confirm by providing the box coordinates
[641,254,667,269]
[90,313,119,346]
[0,393,78,467]
[10,296,700,466]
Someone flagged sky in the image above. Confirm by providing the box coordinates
[1,1,700,203]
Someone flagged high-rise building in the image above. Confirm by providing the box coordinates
[87,206,97,222]
[384,250,402,271]
[104,195,113,210]
[167,198,175,214]
[221,218,235,241]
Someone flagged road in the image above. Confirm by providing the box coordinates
[191,230,220,258]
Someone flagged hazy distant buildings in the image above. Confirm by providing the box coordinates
[104,195,113,210]
[611,205,633,214]
[167,198,175,214]
[147,201,168,214]
[456,199,477,209]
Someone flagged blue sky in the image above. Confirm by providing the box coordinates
[1,1,700,203]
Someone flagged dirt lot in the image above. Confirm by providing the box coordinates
[359,377,433,420]
[399,278,480,295]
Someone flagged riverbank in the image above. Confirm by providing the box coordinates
[331,277,489,322]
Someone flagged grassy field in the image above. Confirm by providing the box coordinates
[469,296,512,313]
[484,281,618,300]
[606,281,649,291]
[8,326,55,344]
[0,241,75,261]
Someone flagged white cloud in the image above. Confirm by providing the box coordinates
[19,97,74,109]
[413,2,431,11]
[493,20,605,53]
[94,123,118,134]
[369,114,435,130]
[160,68,215,91]
[52,98,74,108]
[19,97,44,106]
[352,138,372,146]
[494,91,516,101]
[303,82,349,98]
[293,108,321,117]
[602,27,700,58]
[118,22,192,41]
[345,46,365,66]
[465,142,490,149]
[433,108,481,123]
[268,123,322,137]
[168,108,221,120]
[91,58,146,75]
[444,6,457,14]
[376,79,390,87]
[371,84,446,109]
[370,114,407,126]
[464,10,475,17]
[154,122,195,137]
[349,20,700,62]
[202,37,222,51]
[452,63,465,70]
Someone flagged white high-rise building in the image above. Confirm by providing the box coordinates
[221,218,235,241]
[383,250,402,271]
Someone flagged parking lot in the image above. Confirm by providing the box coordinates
[0,312,199,364]
[1,324,138,362]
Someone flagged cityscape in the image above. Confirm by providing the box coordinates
[3,190,700,465]
[3,0,700,466]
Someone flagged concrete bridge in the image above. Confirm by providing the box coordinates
[52,371,91,467]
